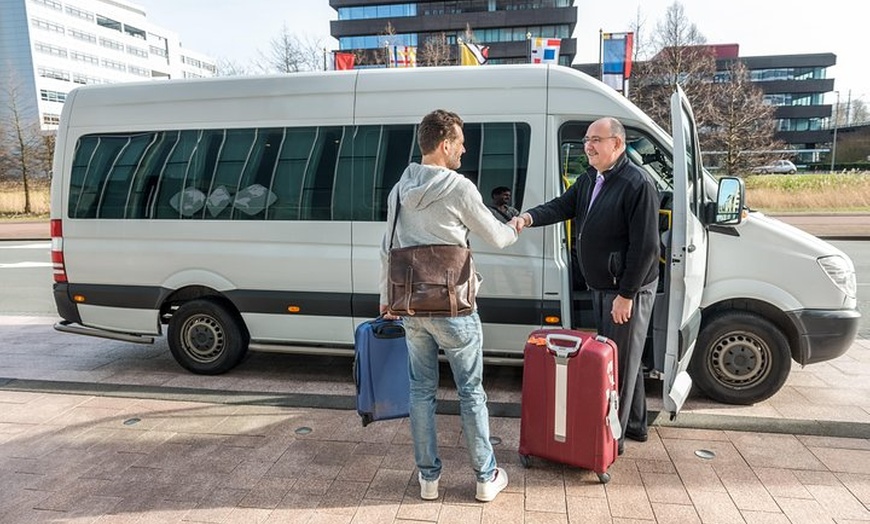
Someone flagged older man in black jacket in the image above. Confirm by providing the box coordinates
[512,117,660,455]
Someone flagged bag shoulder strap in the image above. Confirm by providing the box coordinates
[389,191,401,250]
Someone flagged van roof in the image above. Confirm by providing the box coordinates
[61,65,653,132]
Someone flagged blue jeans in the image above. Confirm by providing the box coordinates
[403,312,497,483]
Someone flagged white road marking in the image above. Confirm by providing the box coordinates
[0,242,51,249]
[0,262,52,269]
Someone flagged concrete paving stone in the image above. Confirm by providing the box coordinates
[775,496,837,524]
[563,467,609,498]
[654,427,730,442]
[634,458,677,474]
[796,435,870,450]
[836,472,870,506]
[726,431,829,470]
[338,452,386,483]
[673,461,727,493]
[739,510,791,523]
[639,471,692,505]
[809,446,870,474]
[564,495,612,524]
[436,502,484,523]
[364,468,414,502]
[773,403,870,423]
[395,485,443,522]
[805,484,870,521]
[524,466,567,513]
[309,511,353,524]
[480,490,523,524]
[522,510,569,523]
[605,481,655,521]
[349,498,400,523]
[601,457,642,485]
[687,489,745,524]
[650,502,702,524]
[754,467,814,499]
[236,476,293,510]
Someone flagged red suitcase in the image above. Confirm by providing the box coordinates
[518,329,621,483]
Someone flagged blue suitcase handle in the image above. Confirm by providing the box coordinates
[370,316,405,339]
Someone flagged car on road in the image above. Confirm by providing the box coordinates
[754,159,797,174]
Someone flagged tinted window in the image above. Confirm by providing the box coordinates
[68,122,532,221]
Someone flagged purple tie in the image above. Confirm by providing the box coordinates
[588,173,605,210]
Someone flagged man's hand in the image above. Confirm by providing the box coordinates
[612,295,633,324]
[379,304,400,320]
[510,212,533,233]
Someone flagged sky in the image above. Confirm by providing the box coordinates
[134,0,867,105]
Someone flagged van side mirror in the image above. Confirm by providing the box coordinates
[714,177,745,225]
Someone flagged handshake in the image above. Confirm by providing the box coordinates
[508,212,533,234]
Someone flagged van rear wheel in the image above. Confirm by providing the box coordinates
[168,299,248,375]
[691,311,791,405]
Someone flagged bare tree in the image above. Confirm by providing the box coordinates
[215,57,255,77]
[260,23,324,73]
[419,32,453,67]
[630,2,717,131]
[1,80,52,213]
[705,61,784,176]
[851,98,869,125]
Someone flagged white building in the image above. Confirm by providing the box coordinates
[0,0,216,131]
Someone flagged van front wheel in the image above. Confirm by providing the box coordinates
[168,299,249,375]
[691,311,791,405]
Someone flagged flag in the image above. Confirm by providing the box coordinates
[334,52,355,71]
[530,38,561,64]
[460,42,488,66]
[389,45,417,68]
[602,32,633,78]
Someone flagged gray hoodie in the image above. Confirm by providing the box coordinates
[379,163,518,306]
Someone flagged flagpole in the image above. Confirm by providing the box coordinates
[526,32,532,63]
[598,29,604,81]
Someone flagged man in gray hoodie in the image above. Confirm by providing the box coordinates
[379,109,518,502]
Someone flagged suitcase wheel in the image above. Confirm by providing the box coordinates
[360,413,373,427]
[597,472,611,484]
[519,454,531,468]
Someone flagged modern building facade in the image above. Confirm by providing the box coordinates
[715,48,835,153]
[329,0,577,67]
[575,46,836,160]
[0,0,216,131]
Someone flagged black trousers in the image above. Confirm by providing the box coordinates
[590,280,657,445]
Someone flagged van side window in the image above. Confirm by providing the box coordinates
[67,121,531,222]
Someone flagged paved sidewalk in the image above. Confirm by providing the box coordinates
[0,317,868,523]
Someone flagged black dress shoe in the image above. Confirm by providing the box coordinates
[624,430,648,442]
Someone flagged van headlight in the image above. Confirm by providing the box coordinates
[818,255,857,298]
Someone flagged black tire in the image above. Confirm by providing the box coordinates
[690,311,791,405]
[168,299,249,375]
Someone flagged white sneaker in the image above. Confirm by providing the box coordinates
[418,472,440,500]
[475,467,508,502]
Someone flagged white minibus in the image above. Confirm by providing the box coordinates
[50,65,859,416]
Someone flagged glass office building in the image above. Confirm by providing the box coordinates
[0,0,216,131]
[329,0,577,66]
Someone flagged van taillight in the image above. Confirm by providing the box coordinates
[50,219,67,283]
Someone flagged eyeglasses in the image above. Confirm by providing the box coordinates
[582,136,618,145]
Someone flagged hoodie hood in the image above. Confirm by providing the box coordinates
[396,163,463,210]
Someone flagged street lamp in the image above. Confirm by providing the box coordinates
[830,90,840,172]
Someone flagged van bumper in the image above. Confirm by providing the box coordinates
[787,308,861,365]
[53,283,82,324]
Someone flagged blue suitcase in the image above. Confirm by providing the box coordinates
[353,317,410,426]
